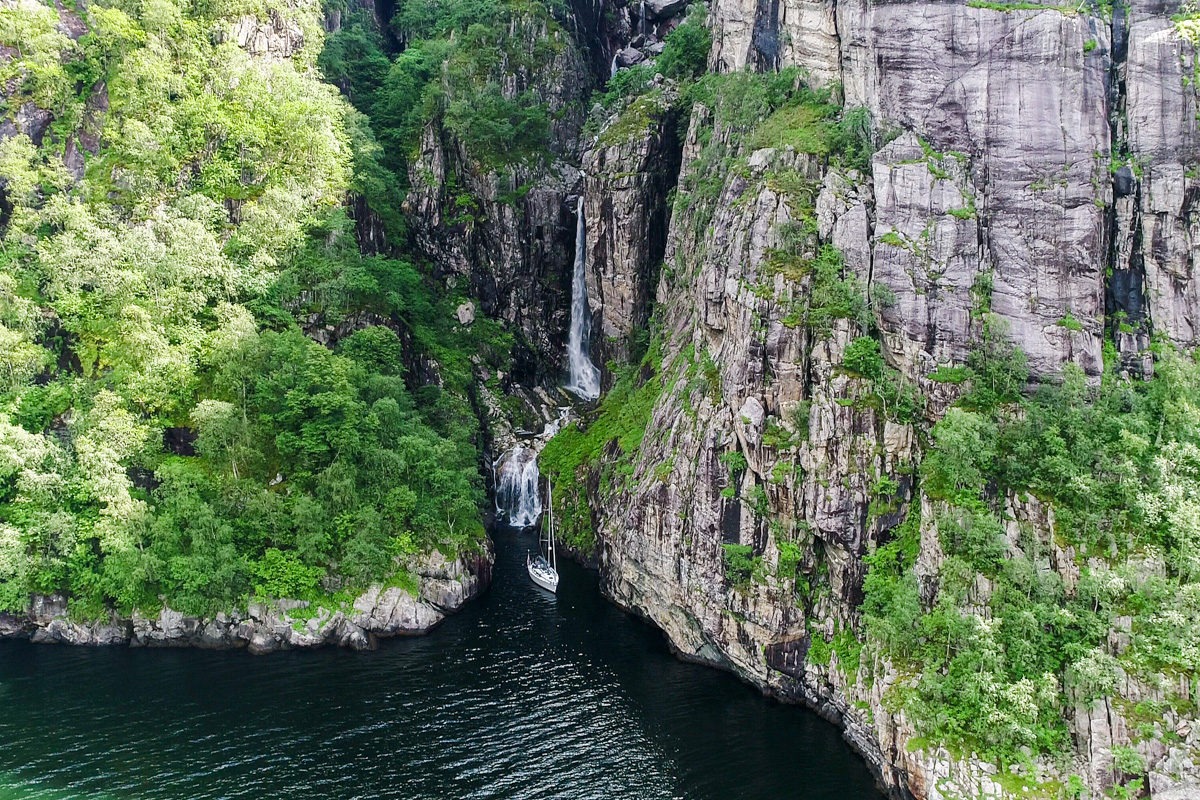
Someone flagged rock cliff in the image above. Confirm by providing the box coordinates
[402,12,593,387]
[549,1,1200,799]
[4,0,1198,795]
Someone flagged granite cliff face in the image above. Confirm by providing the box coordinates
[549,1,1200,799]
[402,13,593,387]
[582,90,683,365]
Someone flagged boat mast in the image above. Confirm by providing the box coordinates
[547,481,555,570]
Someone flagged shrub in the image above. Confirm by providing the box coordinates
[843,336,884,380]
[722,543,757,587]
[655,5,710,81]
[252,548,324,599]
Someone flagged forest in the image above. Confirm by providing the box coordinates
[0,0,532,617]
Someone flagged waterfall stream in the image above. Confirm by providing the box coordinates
[566,197,601,400]
[494,446,542,528]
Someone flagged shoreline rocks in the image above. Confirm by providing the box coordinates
[0,546,491,654]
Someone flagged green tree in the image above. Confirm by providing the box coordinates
[921,408,998,503]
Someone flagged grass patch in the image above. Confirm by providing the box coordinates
[540,337,666,556]
[596,92,667,149]
[967,0,1076,11]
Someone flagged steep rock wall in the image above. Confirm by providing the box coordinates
[709,0,841,86]
[404,12,593,385]
[844,1,1113,379]
[569,2,1200,799]
[1120,6,1200,351]
[582,91,684,365]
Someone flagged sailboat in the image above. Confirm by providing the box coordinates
[527,482,560,593]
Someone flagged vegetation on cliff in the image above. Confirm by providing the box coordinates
[864,338,1200,772]
[320,0,562,181]
[539,335,666,557]
[539,26,1199,792]
[541,63,880,557]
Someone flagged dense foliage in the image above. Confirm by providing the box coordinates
[864,333,1200,767]
[0,0,503,617]
[320,0,562,181]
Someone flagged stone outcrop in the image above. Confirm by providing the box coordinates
[0,549,490,653]
[581,88,683,365]
[871,132,983,378]
[223,0,324,60]
[228,11,305,58]
[588,124,1200,796]
[708,0,840,86]
[607,0,700,82]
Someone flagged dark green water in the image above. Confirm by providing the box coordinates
[0,528,885,800]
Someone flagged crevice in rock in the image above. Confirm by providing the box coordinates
[751,0,783,71]
[567,0,615,82]
[0,183,11,235]
[1104,0,1152,373]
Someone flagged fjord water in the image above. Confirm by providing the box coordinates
[0,528,884,800]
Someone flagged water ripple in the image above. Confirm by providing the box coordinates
[0,528,884,800]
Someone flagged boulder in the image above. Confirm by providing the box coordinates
[616,46,646,68]
[645,0,690,20]
[456,301,475,325]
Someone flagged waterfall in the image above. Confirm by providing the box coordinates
[639,0,646,37]
[494,446,542,528]
[566,197,601,400]
[610,52,619,79]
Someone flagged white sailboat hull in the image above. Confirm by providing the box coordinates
[527,555,559,593]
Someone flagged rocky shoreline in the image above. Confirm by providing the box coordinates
[0,547,491,654]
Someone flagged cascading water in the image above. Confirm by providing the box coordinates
[639,0,646,37]
[610,52,619,79]
[494,446,542,528]
[566,197,601,400]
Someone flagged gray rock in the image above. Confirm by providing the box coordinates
[13,548,490,653]
[456,301,475,326]
[1113,164,1137,197]
[228,13,304,58]
[616,46,646,68]
[1121,18,1200,349]
[15,102,53,146]
[709,0,841,87]
[645,0,690,20]
[871,133,981,379]
[0,614,27,638]
[843,1,1110,378]
[581,87,681,363]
